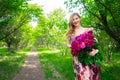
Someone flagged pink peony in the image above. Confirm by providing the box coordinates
[71,40,79,50]
[79,42,86,50]
[84,39,94,48]
[71,30,95,56]
[75,34,85,42]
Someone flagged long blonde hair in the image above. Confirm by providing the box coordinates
[66,13,80,39]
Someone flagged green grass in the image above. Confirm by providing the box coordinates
[0,47,31,80]
[36,47,120,80]
[101,53,120,80]
[36,47,74,80]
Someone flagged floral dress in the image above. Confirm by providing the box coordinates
[70,31,100,80]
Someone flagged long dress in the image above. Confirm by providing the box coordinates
[70,31,100,80]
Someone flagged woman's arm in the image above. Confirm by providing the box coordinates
[66,37,71,48]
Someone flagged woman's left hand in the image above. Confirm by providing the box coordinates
[89,49,99,56]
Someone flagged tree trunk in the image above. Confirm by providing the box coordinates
[7,42,11,51]
[94,0,120,48]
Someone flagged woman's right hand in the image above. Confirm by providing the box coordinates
[67,44,71,48]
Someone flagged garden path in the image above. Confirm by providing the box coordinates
[12,48,45,80]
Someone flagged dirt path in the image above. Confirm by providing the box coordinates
[12,48,45,80]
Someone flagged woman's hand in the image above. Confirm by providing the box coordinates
[67,44,71,48]
[89,49,99,56]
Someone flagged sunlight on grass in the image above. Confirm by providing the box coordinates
[40,49,60,54]
[36,47,74,80]
[0,47,31,80]
[37,47,120,80]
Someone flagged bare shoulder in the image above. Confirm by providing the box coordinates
[83,27,92,31]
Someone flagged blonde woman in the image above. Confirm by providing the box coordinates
[66,13,100,80]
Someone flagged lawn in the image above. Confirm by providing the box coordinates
[101,53,120,80]
[36,47,74,80]
[0,46,119,80]
[36,47,120,80]
[0,47,31,80]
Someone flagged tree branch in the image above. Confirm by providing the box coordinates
[0,15,29,41]
[81,0,102,22]
[97,0,119,27]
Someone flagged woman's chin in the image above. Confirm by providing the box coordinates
[74,24,79,27]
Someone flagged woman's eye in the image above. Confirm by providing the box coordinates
[73,17,78,21]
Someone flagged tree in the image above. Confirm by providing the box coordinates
[0,0,43,51]
[34,8,67,49]
[0,0,28,40]
[64,0,120,48]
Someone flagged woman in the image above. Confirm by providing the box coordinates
[66,13,100,80]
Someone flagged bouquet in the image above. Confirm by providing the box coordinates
[71,30,103,65]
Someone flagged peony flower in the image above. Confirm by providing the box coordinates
[71,40,79,50]
[75,34,85,42]
[79,42,86,50]
[84,39,94,48]
[71,30,103,66]
[71,30,95,56]
[88,30,93,34]
[85,31,94,39]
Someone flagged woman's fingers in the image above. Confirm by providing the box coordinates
[89,49,99,56]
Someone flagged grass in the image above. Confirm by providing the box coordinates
[1,46,119,80]
[36,47,120,80]
[0,47,31,80]
[36,47,74,80]
[101,52,120,80]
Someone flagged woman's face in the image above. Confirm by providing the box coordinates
[72,15,80,27]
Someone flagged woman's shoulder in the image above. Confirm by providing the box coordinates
[83,27,92,32]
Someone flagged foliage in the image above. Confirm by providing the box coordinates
[34,8,67,53]
[0,0,44,51]
[78,41,103,66]
[94,29,116,62]
[64,0,120,48]
[64,0,120,62]
[0,0,28,40]
[37,47,120,80]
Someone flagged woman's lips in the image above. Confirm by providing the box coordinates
[74,21,79,25]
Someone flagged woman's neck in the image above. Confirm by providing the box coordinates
[75,25,82,31]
